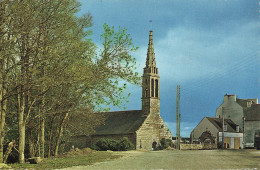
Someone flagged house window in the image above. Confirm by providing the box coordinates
[224,125,227,131]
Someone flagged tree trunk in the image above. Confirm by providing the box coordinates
[18,112,25,163]
[0,73,3,163]
[39,118,45,158]
[28,128,35,158]
[48,118,54,157]
[3,140,15,163]
[39,88,45,158]
[0,88,7,163]
[17,86,25,163]
[54,112,68,157]
[0,137,3,162]
[0,1,6,163]
[18,55,26,163]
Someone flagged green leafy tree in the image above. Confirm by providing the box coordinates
[1,0,140,163]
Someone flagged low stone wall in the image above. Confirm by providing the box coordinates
[180,144,203,150]
[180,143,217,150]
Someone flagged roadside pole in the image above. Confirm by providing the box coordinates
[243,117,245,149]
[176,85,180,150]
[222,107,224,149]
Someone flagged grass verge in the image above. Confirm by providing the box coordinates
[10,151,121,170]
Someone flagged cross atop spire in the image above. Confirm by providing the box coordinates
[149,20,153,30]
[146,30,156,68]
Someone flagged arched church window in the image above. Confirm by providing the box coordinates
[155,79,158,97]
[151,79,154,97]
[145,79,148,97]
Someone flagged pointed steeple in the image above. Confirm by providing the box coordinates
[142,30,160,116]
[146,30,156,68]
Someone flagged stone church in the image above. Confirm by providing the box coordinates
[72,31,172,150]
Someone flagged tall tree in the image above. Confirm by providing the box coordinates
[1,0,140,163]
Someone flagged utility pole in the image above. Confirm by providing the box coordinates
[176,85,180,150]
[222,107,225,149]
[243,117,245,149]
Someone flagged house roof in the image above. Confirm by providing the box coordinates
[93,110,146,135]
[244,104,260,121]
[236,98,248,108]
[236,98,260,121]
[206,117,239,132]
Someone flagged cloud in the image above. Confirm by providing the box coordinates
[151,20,259,83]
[79,0,260,130]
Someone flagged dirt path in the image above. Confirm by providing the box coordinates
[61,149,260,170]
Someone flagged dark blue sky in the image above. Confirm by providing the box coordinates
[78,0,260,137]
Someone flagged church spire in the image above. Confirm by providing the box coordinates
[146,30,156,68]
[142,30,160,116]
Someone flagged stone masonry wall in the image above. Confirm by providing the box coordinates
[136,113,172,150]
[180,143,217,150]
[245,121,260,147]
[216,96,244,128]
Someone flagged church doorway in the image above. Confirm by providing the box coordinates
[152,141,157,149]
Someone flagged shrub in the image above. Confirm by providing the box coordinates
[94,138,117,151]
[117,137,135,151]
[90,144,100,151]
[155,138,173,150]
[91,137,134,151]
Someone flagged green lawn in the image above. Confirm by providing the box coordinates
[10,151,121,170]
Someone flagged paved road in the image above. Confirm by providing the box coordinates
[62,149,260,170]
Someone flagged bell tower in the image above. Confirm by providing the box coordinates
[142,30,160,116]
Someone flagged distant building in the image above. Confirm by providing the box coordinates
[71,31,172,150]
[216,94,260,147]
[190,117,243,149]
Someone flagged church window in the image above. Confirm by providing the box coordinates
[151,79,154,97]
[155,79,158,97]
[145,79,148,97]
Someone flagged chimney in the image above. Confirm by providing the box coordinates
[224,94,236,103]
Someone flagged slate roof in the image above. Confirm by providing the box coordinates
[93,110,146,135]
[244,104,260,121]
[236,98,248,108]
[236,98,260,121]
[206,117,239,133]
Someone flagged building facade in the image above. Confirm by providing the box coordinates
[190,117,243,149]
[216,94,260,147]
[71,31,172,150]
